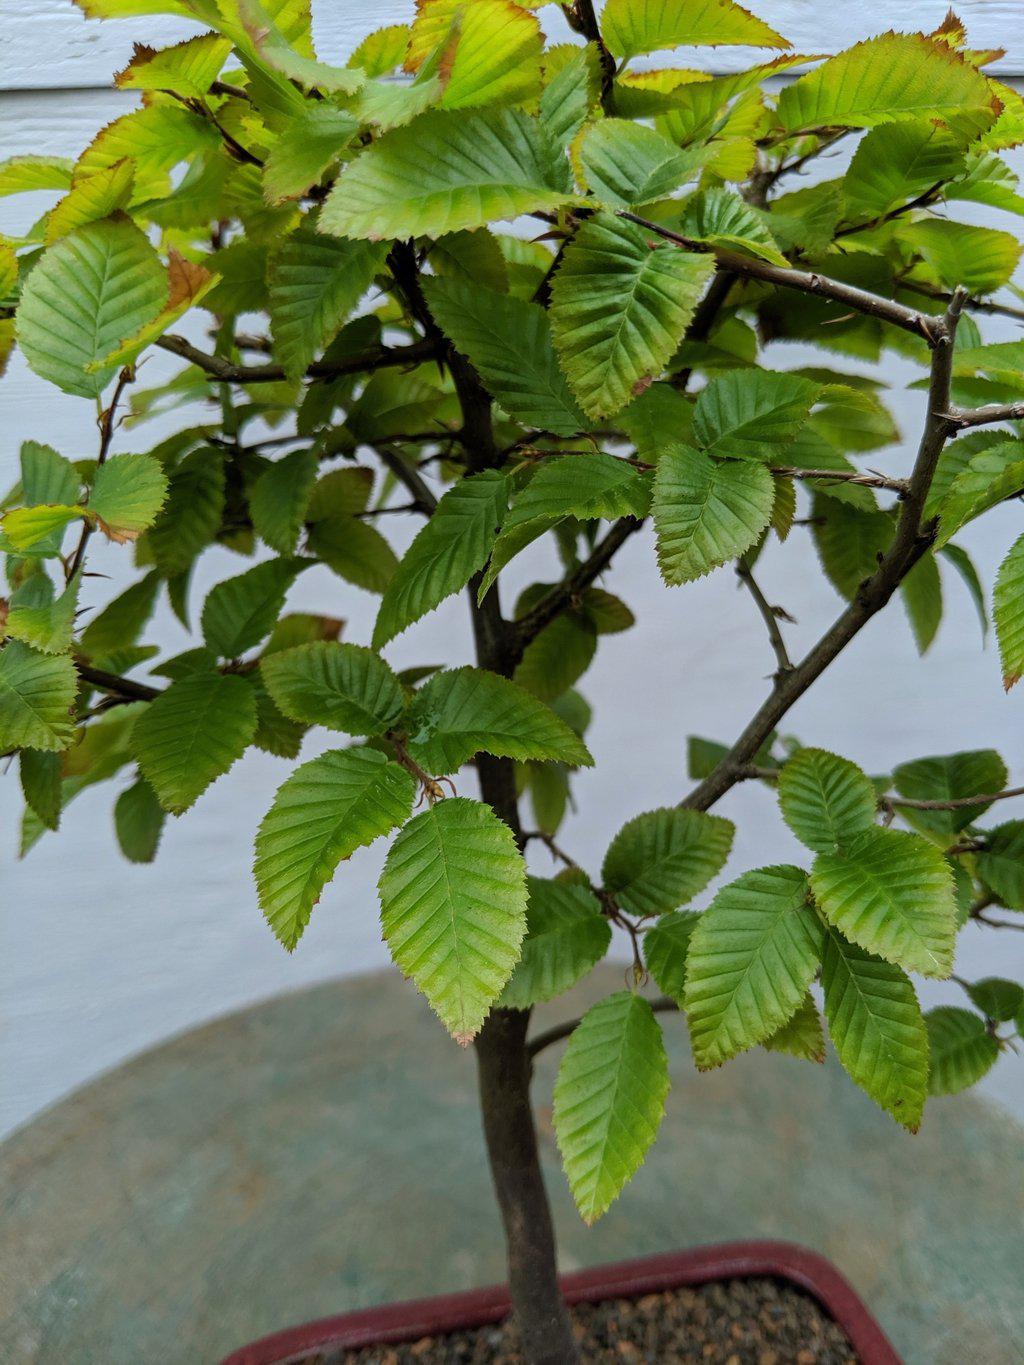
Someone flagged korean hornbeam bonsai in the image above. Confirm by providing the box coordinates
[2,2,1024,1360]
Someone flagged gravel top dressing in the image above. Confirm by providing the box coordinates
[329,1277,858,1363]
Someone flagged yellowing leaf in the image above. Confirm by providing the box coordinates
[407,0,543,109]
[601,0,788,60]
[114,34,232,99]
[778,33,1001,138]
[45,159,135,245]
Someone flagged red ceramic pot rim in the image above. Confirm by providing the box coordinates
[221,1239,901,1365]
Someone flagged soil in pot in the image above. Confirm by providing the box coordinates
[322,1277,858,1364]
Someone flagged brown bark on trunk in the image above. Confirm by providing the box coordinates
[470,580,580,1365]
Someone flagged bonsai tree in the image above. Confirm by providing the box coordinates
[3,1,1024,1359]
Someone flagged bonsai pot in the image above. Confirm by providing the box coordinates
[221,1240,901,1364]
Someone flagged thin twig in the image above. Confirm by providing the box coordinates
[523,830,583,872]
[512,517,643,659]
[682,289,968,813]
[354,501,420,519]
[882,785,1024,813]
[66,368,133,584]
[76,664,161,703]
[834,181,947,240]
[900,280,1024,326]
[735,559,793,679]
[944,400,1024,430]
[972,913,1024,931]
[771,466,909,494]
[155,334,440,385]
[616,211,943,346]
[373,445,438,515]
[736,769,1024,816]
[565,0,615,104]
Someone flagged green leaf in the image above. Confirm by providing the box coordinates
[131,671,257,814]
[319,107,575,240]
[684,865,822,1068]
[902,219,1022,295]
[693,370,820,461]
[20,748,62,830]
[89,453,168,540]
[843,120,965,219]
[899,551,943,655]
[0,642,76,752]
[644,909,700,1005]
[20,440,80,509]
[994,531,1024,689]
[430,228,509,293]
[935,441,1024,548]
[762,992,826,1062]
[499,877,611,1008]
[5,573,80,654]
[939,543,988,644]
[201,558,308,660]
[79,570,161,659]
[965,977,1023,1023]
[553,991,669,1223]
[147,447,226,575]
[249,449,317,555]
[2,505,84,554]
[926,1006,1000,1095]
[373,471,506,648]
[423,277,585,436]
[777,747,877,854]
[511,454,650,526]
[602,807,734,918]
[976,822,1024,909]
[680,187,789,266]
[114,778,165,863]
[811,497,892,599]
[262,106,359,204]
[269,230,387,378]
[16,218,168,398]
[549,213,715,420]
[307,516,398,594]
[539,44,598,145]
[114,32,231,100]
[255,748,415,950]
[404,666,592,774]
[0,156,74,197]
[892,750,1008,841]
[513,609,597,702]
[778,33,1000,138]
[821,928,928,1130]
[810,826,956,978]
[601,0,787,58]
[261,641,405,737]
[378,796,528,1042]
[577,120,699,207]
[307,467,374,520]
[652,444,775,585]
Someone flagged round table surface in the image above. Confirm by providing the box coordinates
[2,966,1022,1365]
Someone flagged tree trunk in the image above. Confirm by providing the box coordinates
[469,580,580,1365]
[475,1008,579,1365]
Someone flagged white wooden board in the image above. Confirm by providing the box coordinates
[1,0,1022,91]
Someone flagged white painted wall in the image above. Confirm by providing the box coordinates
[2,4,1023,1138]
